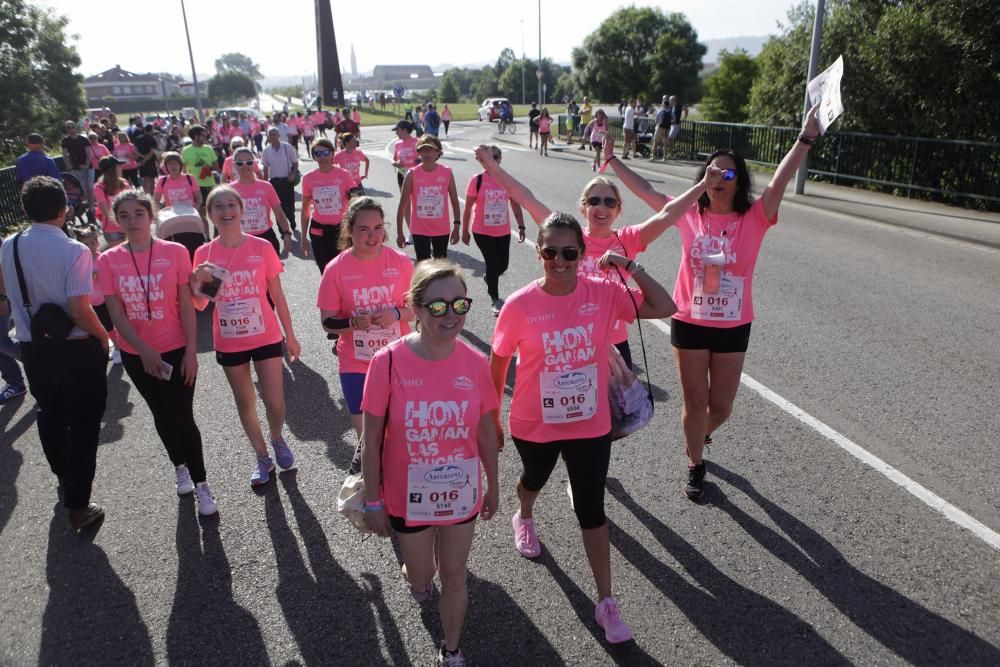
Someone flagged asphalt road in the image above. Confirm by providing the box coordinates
[1,119,998,666]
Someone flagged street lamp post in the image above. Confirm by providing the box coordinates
[520,20,526,105]
[537,0,542,105]
[794,0,825,195]
[180,0,203,121]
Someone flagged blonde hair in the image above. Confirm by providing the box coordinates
[205,185,244,218]
[407,260,468,313]
[579,176,622,209]
[338,197,385,252]
[161,151,183,169]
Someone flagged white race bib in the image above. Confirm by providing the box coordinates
[218,298,265,338]
[691,275,744,321]
[416,188,444,219]
[483,191,508,227]
[353,321,401,361]
[540,364,598,424]
[313,185,342,216]
[241,199,269,233]
[406,457,480,523]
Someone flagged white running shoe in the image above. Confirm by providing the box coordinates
[111,347,122,365]
[195,481,218,516]
[175,464,195,495]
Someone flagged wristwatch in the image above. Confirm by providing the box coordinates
[453,220,461,226]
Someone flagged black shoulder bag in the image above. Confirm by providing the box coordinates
[13,231,75,344]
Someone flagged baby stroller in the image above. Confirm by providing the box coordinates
[60,172,90,225]
[156,204,206,261]
[633,118,654,158]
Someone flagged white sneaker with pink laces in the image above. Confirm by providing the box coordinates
[595,596,633,644]
[511,510,541,558]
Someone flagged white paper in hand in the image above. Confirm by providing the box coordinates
[807,55,845,135]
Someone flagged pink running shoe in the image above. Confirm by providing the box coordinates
[511,511,541,558]
[595,596,634,644]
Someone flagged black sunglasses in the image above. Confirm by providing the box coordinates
[234,160,254,167]
[417,297,472,317]
[313,149,332,157]
[539,246,582,261]
[585,196,619,208]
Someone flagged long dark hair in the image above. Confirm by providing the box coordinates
[537,211,586,252]
[696,149,753,214]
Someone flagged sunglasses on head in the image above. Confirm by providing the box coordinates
[417,297,472,317]
[585,196,619,208]
[313,149,332,157]
[234,160,254,167]
[539,246,581,261]
[721,168,737,181]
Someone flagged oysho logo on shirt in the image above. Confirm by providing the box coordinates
[527,313,556,324]
[577,303,599,316]
[341,273,364,281]
[396,377,423,387]
[383,267,400,278]
[247,255,264,264]
[152,258,171,270]
[452,376,474,391]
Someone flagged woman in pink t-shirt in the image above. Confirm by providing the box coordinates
[459,145,526,316]
[94,155,133,245]
[474,142,681,370]
[100,191,217,515]
[229,147,294,256]
[441,104,453,136]
[114,132,139,186]
[537,107,552,156]
[154,152,202,209]
[300,138,358,273]
[396,134,460,262]
[88,132,110,170]
[332,133,369,187]
[604,105,823,500]
[190,186,302,487]
[489,214,676,645]
[317,197,414,442]
[361,260,499,666]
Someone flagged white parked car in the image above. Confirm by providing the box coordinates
[478,98,510,122]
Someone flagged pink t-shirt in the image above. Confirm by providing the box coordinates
[671,198,776,328]
[303,119,314,137]
[114,143,138,170]
[221,156,263,181]
[393,137,418,169]
[538,116,552,133]
[301,167,356,228]
[192,235,284,353]
[351,110,361,125]
[578,226,648,344]
[361,338,499,525]
[93,180,131,230]
[90,252,104,306]
[310,111,326,126]
[98,240,191,354]
[491,277,642,443]
[332,150,366,182]
[90,143,110,170]
[227,125,245,141]
[316,247,414,374]
[408,163,453,237]
[229,179,281,236]
[155,174,199,208]
[465,172,515,237]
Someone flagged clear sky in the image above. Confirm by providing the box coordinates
[40,0,800,79]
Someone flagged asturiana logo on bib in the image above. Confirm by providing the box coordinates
[452,376,474,391]
[554,371,592,391]
[424,465,465,484]
[223,301,255,316]
[577,303,599,316]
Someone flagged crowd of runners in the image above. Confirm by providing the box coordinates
[2,100,824,666]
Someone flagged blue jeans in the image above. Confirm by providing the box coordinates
[0,312,22,386]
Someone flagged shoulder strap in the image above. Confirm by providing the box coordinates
[187,174,194,187]
[475,173,483,196]
[611,264,653,410]
[12,231,32,316]
[158,175,167,189]
[613,230,630,260]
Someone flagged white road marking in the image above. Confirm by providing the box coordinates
[521,238,1000,551]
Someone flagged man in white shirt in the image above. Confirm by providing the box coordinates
[622,99,637,160]
[261,127,299,230]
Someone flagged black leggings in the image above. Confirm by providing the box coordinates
[121,346,207,483]
[512,432,612,529]
[473,232,510,301]
[309,219,341,273]
[413,234,449,261]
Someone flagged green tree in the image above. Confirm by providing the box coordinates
[700,50,758,122]
[473,65,499,102]
[571,7,706,104]
[0,0,85,165]
[207,71,257,105]
[495,47,517,74]
[439,75,460,103]
[214,52,263,80]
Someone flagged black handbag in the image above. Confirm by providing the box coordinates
[13,231,75,343]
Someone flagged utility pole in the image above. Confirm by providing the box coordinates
[537,0,543,105]
[180,0,203,121]
[520,20,526,105]
[794,0,825,195]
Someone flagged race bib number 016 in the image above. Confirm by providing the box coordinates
[691,275,744,321]
[218,298,265,338]
[406,458,479,524]
[353,322,401,361]
[539,364,598,424]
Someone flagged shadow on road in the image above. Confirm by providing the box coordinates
[606,478,848,665]
[263,471,378,664]
[167,497,270,665]
[40,507,155,666]
[709,463,1000,666]
[100,364,133,445]
[281,360,355,471]
[0,401,33,535]
[538,549,660,665]
[359,572,414,667]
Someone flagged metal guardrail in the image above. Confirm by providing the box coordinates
[0,167,26,232]
[556,114,1000,210]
